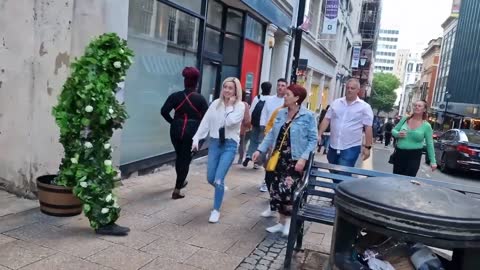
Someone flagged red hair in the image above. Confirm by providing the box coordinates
[287,84,307,105]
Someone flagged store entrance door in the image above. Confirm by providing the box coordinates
[201,59,221,104]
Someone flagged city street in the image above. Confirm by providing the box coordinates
[366,142,479,188]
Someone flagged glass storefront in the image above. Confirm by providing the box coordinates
[121,0,202,164]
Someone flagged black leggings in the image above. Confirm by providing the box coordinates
[171,136,193,190]
[393,148,423,177]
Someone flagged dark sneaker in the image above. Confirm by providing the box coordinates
[242,158,251,167]
[172,191,185,200]
[95,223,130,236]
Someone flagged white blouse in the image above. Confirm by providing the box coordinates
[192,99,245,145]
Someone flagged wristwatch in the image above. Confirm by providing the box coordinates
[363,145,372,150]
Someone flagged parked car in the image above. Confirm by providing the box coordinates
[433,129,480,172]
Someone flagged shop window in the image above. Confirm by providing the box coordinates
[223,34,241,65]
[169,0,202,14]
[207,0,223,28]
[122,1,201,164]
[205,27,221,53]
[226,9,243,35]
[245,16,264,44]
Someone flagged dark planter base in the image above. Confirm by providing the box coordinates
[37,175,82,217]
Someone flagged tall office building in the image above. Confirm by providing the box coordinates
[374,29,400,73]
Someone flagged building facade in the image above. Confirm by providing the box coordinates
[442,0,480,129]
[398,50,423,115]
[432,16,457,109]
[374,29,399,73]
[0,0,295,195]
[419,37,441,107]
[352,0,382,99]
[393,49,409,84]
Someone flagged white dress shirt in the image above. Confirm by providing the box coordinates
[261,95,285,126]
[325,97,373,150]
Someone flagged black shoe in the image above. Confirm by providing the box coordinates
[95,223,130,236]
[242,158,251,167]
[172,191,185,200]
[181,181,188,189]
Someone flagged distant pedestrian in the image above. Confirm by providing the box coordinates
[192,77,245,223]
[161,67,208,200]
[252,84,317,236]
[318,79,374,169]
[317,105,330,155]
[383,119,394,147]
[238,91,251,164]
[243,82,272,167]
[391,100,437,176]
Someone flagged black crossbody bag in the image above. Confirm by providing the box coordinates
[388,117,407,164]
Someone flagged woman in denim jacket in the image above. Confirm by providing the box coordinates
[252,84,317,236]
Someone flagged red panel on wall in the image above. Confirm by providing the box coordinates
[241,40,263,103]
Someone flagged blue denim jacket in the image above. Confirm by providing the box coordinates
[258,107,318,160]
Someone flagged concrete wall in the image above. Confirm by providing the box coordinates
[0,0,128,197]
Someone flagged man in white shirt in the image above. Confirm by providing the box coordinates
[318,78,374,168]
[258,78,287,192]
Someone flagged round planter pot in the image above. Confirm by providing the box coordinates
[36,175,82,217]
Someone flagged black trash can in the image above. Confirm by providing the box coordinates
[327,177,480,270]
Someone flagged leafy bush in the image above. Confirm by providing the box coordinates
[52,33,134,228]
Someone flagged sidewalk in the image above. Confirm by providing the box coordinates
[0,155,333,270]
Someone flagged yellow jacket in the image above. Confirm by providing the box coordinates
[264,106,285,135]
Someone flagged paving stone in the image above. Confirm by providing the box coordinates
[114,213,162,231]
[0,240,56,269]
[140,256,198,270]
[0,234,16,245]
[253,249,266,257]
[258,245,269,252]
[263,256,275,261]
[270,248,281,253]
[226,240,259,258]
[244,257,258,265]
[250,254,260,260]
[270,263,283,270]
[186,232,238,252]
[19,253,110,270]
[141,237,200,262]
[147,222,196,241]
[258,259,271,265]
[185,248,243,270]
[99,229,161,249]
[266,252,277,258]
[273,244,284,249]
[254,265,268,270]
[262,239,275,247]
[238,263,255,270]
[87,244,155,270]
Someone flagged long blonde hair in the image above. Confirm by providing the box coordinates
[217,77,242,108]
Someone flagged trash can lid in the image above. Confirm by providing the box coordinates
[335,177,480,235]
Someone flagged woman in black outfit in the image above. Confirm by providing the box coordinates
[161,67,208,199]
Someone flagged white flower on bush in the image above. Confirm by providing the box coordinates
[85,105,93,113]
[108,108,114,114]
[104,160,112,166]
[105,194,113,202]
[113,201,120,208]
[80,182,88,188]
[104,143,111,150]
[113,61,122,69]
[70,158,78,164]
[127,56,134,64]
[84,142,93,148]
[119,49,124,54]
[120,75,126,81]
[101,208,109,214]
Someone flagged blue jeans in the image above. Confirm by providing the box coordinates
[322,135,330,153]
[246,126,265,158]
[327,145,361,168]
[207,138,237,210]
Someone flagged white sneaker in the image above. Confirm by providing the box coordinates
[261,208,275,218]
[259,183,268,192]
[253,164,260,169]
[208,210,220,223]
[266,223,284,233]
[282,218,291,236]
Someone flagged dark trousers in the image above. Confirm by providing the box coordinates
[384,132,392,146]
[393,148,423,177]
[171,136,193,190]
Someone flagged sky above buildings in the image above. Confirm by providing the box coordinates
[381,0,453,50]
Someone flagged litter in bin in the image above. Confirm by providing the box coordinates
[367,257,396,270]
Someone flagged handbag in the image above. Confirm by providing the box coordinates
[266,113,298,172]
[388,117,407,164]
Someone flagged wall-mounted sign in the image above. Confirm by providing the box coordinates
[351,46,362,68]
[322,0,339,34]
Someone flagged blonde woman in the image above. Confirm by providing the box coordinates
[192,77,245,223]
